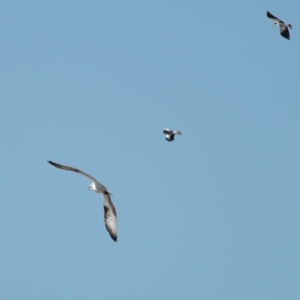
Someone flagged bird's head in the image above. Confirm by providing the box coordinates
[88,184,92,190]
[288,24,292,29]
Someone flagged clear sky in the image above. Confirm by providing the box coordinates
[0,1,299,299]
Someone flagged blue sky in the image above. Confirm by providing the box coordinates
[0,1,300,299]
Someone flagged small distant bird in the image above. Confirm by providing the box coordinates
[163,128,182,142]
[48,160,117,242]
[267,11,292,40]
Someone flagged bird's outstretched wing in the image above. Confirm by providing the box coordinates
[266,11,284,24]
[48,160,108,191]
[163,129,173,135]
[48,160,98,183]
[102,192,117,241]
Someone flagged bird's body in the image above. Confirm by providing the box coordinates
[48,160,117,242]
[267,11,292,40]
[163,128,182,142]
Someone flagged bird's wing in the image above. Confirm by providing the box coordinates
[280,27,290,40]
[266,11,284,24]
[168,134,175,141]
[48,160,107,189]
[102,192,117,241]
[163,129,173,134]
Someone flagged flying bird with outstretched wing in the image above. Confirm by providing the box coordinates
[48,160,117,242]
[163,128,182,142]
[267,11,292,40]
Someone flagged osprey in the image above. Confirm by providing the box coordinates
[163,128,182,142]
[48,160,117,242]
[267,11,292,40]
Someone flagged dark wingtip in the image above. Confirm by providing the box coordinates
[48,160,61,168]
[266,11,272,18]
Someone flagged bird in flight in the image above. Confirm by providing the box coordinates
[267,11,292,40]
[48,160,117,242]
[163,128,182,142]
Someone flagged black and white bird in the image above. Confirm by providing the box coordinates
[48,160,117,242]
[267,11,292,40]
[163,128,182,142]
